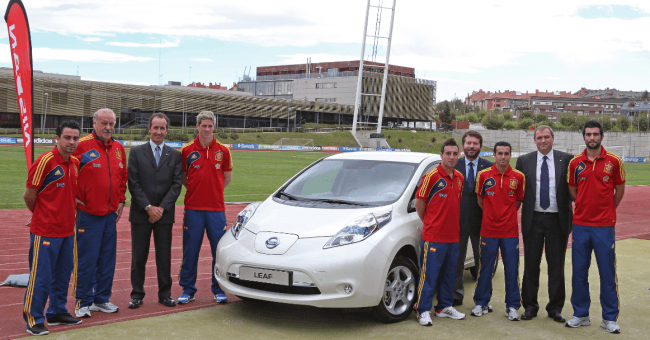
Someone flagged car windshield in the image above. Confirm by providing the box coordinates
[279,159,418,207]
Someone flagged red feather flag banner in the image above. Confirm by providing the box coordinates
[4,0,34,169]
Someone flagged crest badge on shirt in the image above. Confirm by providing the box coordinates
[115,149,122,160]
[604,162,613,174]
[509,179,518,189]
[603,175,609,183]
[216,151,223,161]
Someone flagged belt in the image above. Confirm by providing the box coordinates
[534,211,559,215]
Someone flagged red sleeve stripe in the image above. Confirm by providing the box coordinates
[418,169,437,197]
[475,168,491,194]
[512,169,526,193]
[32,153,54,186]
[567,153,582,183]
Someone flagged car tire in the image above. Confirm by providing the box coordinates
[372,255,419,323]
[469,256,499,280]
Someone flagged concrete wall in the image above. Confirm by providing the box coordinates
[455,129,650,158]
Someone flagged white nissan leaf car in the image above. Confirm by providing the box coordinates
[214,151,493,323]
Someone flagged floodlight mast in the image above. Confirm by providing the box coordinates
[376,0,396,134]
[352,0,397,135]
[352,0,371,135]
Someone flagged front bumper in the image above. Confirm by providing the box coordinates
[215,229,389,308]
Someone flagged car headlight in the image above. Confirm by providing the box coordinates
[323,210,392,249]
[231,202,262,240]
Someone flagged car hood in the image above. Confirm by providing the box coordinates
[244,199,391,238]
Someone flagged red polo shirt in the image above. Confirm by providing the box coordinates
[476,164,525,238]
[182,136,233,211]
[26,147,79,238]
[416,164,464,243]
[567,147,625,227]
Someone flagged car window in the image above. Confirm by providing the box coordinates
[282,159,418,207]
[407,161,441,213]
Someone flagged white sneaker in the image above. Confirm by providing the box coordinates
[565,316,591,328]
[600,320,621,334]
[505,307,520,321]
[89,302,119,313]
[436,306,466,320]
[418,311,433,326]
[75,306,91,318]
[470,304,493,317]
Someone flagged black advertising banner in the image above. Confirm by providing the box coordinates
[4,0,34,168]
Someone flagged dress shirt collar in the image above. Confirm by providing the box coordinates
[537,149,554,162]
[465,157,478,168]
[149,139,165,153]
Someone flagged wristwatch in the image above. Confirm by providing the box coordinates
[145,204,151,211]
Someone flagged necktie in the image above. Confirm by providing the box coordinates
[155,145,161,167]
[540,155,550,210]
[467,162,475,191]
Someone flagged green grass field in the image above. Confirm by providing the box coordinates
[1,145,648,209]
[0,146,330,209]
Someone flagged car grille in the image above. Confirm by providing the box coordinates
[229,277,321,295]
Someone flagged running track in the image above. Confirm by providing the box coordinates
[1,187,648,339]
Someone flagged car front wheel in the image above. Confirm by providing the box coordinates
[372,255,418,323]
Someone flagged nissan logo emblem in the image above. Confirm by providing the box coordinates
[265,237,280,249]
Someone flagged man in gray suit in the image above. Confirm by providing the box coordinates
[127,112,183,309]
[453,131,493,306]
[515,125,573,322]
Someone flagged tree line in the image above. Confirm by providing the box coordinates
[434,100,649,132]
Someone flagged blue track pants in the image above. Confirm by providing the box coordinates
[570,225,619,321]
[74,210,117,309]
[23,233,74,328]
[473,237,521,309]
[414,241,459,315]
[179,210,227,296]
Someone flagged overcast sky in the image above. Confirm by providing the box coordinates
[1,0,649,101]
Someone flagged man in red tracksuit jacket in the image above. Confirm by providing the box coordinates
[72,108,128,318]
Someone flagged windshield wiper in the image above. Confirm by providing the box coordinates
[278,191,302,201]
[307,198,371,206]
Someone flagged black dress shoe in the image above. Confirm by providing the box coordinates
[521,310,537,320]
[548,312,565,323]
[453,299,463,306]
[128,298,143,309]
[159,296,176,307]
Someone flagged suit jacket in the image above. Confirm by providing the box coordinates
[515,150,573,238]
[127,143,183,224]
[455,157,493,235]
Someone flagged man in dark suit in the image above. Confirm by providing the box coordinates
[515,125,573,322]
[453,130,493,306]
[127,112,183,309]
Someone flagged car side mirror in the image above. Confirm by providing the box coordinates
[407,199,416,213]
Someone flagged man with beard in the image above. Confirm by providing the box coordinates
[453,131,492,306]
[73,108,128,318]
[565,121,625,334]
[23,121,82,335]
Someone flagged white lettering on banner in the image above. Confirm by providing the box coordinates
[9,22,32,152]
[16,75,22,95]
[9,24,17,48]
